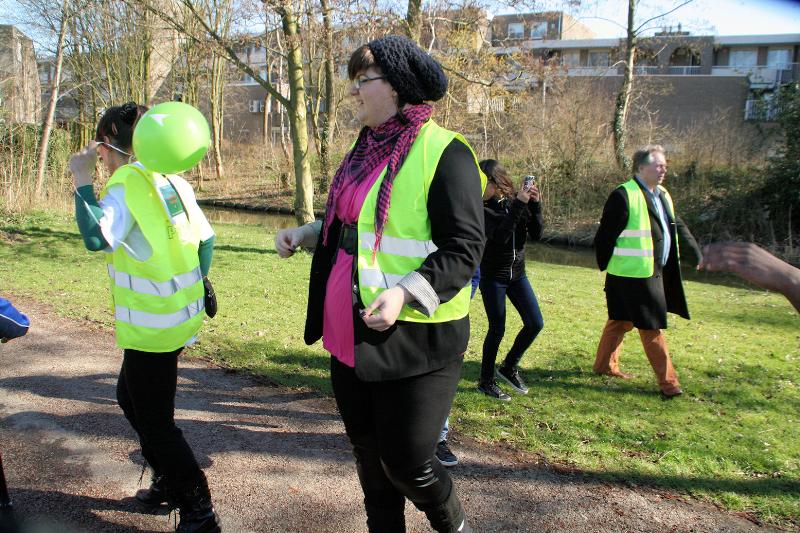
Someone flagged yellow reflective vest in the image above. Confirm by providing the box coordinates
[101,164,205,352]
[607,178,677,278]
[356,120,485,322]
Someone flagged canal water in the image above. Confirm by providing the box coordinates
[204,206,598,269]
[203,206,746,287]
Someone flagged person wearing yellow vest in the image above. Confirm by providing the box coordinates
[69,103,220,533]
[276,36,484,532]
[593,145,702,398]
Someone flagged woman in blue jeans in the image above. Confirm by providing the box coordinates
[477,160,545,401]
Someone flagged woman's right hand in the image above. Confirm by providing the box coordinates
[275,227,306,258]
[69,141,99,187]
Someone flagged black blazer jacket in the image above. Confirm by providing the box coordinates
[304,138,485,381]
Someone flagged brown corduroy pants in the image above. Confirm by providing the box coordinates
[593,319,681,393]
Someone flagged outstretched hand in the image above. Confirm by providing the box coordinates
[699,241,800,312]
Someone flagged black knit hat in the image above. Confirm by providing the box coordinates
[367,35,448,105]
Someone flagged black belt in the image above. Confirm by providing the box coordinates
[337,223,358,255]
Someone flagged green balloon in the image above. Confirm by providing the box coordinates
[133,102,210,174]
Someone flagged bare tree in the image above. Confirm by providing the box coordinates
[34,0,69,198]
[613,0,694,172]
[130,0,315,223]
[405,0,421,43]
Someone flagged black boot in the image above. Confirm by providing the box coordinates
[173,474,221,533]
[136,474,169,507]
[421,484,470,533]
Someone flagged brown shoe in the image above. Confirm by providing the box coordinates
[595,370,634,380]
[661,387,683,398]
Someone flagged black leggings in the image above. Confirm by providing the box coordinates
[331,356,465,532]
[116,348,203,491]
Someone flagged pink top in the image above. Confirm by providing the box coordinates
[322,160,388,367]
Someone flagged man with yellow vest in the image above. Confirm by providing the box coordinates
[70,103,220,532]
[593,145,702,398]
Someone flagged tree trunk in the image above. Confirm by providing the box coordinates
[263,92,271,146]
[318,0,335,194]
[209,52,225,181]
[613,0,637,173]
[279,0,314,224]
[405,0,422,44]
[35,0,69,199]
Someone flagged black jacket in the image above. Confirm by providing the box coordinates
[480,197,544,282]
[304,138,486,381]
[594,179,702,330]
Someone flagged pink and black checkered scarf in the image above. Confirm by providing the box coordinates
[322,103,433,254]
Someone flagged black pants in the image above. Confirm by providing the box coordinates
[116,348,203,491]
[331,356,465,533]
[479,275,544,382]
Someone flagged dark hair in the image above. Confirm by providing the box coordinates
[348,45,377,79]
[95,102,148,151]
[632,144,665,172]
[479,159,514,197]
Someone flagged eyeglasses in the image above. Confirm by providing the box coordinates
[352,75,387,90]
[96,141,132,157]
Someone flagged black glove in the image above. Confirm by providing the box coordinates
[203,276,218,318]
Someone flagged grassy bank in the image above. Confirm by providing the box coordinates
[1,211,798,526]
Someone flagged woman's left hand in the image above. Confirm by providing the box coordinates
[69,141,99,187]
[361,286,410,331]
[528,183,541,202]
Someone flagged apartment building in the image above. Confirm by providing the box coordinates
[487,27,799,131]
[490,11,594,46]
[0,25,41,124]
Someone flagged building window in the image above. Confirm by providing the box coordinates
[249,99,265,113]
[588,50,610,67]
[730,49,757,67]
[767,48,791,69]
[507,22,524,39]
[530,21,548,40]
[745,92,778,121]
[561,50,580,67]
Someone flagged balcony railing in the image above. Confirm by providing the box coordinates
[566,66,618,77]
[745,99,779,121]
[666,65,702,75]
[632,66,660,75]
[712,64,798,85]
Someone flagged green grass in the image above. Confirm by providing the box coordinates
[1,211,798,526]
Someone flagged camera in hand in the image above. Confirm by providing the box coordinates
[523,175,536,190]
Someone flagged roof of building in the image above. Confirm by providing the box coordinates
[497,33,800,52]
[715,34,800,45]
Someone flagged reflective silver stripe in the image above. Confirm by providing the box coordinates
[360,268,405,289]
[360,232,437,258]
[115,297,205,329]
[612,247,654,257]
[619,229,650,238]
[108,265,202,297]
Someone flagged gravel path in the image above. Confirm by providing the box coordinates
[0,298,773,532]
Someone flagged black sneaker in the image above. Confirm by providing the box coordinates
[477,380,511,401]
[136,474,169,507]
[435,440,458,467]
[496,366,529,395]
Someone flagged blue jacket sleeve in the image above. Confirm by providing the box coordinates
[0,297,30,340]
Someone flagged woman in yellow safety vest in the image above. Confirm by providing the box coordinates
[69,102,220,533]
[276,36,485,532]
